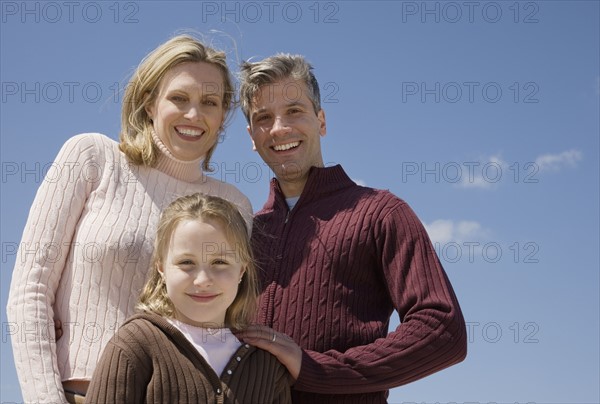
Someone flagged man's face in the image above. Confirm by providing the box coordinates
[247,78,326,195]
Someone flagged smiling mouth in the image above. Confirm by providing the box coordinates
[188,293,218,302]
[272,141,300,151]
[176,126,205,138]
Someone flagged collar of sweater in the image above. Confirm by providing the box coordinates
[152,131,205,182]
[125,312,253,358]
[266,165,356,210]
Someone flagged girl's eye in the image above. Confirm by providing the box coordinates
[170,95,187,102]
[203,99,218,106]
[212,259,229,266]
[178,260,194,266]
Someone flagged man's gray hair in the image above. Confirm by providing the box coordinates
[239,54,321,123]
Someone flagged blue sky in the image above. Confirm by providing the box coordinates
[1,1,599,403]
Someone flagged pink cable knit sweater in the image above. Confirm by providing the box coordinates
[6,133,252,404]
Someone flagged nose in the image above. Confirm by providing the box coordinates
[184,104,202,121]
[193,268,213,287]
[270,116,292,137]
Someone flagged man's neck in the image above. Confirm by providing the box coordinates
[276,162,325,198]
[278,180,306,199]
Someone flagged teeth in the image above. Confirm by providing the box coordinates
[273,142,299,151]
[177,127,204,137]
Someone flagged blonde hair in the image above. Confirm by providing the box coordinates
[119,34,235,171]
[137,193,258,329]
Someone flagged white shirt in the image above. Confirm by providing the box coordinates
[286,196,300,210]
[168,319,242,376]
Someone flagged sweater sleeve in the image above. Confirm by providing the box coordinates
[6,134,103,403]
[293,200,467,394]
[236,192,254,235]
[272,364,292,403]
[216,180,254,234]
[85,322,149,404]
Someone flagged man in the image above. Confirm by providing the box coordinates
[238,54,467,403]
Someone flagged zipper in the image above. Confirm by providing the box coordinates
[266,202,294,326]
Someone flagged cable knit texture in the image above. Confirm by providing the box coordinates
[85,312,291,404]
[6,133,253,404]
[252,165,467,404]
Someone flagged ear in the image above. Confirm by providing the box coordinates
[144,92,155,120]
[145,105,154,120]
[317,109,327,137]
[247,125,257,151]
[239,267,247,284]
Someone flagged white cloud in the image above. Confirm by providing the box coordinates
[423,219,489,245]
[534,149,583,172]
[454,150,582,190]
[457,154,506,189]
[352,178,366,186]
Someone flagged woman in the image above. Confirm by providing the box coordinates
[6,34,252,404]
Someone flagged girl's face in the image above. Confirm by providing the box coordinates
[160,218,245,327]
[146,61,225,161]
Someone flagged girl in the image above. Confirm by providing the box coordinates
[85,193,290,403]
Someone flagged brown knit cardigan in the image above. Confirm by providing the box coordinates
[85,312,291,404]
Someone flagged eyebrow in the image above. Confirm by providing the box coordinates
[172,251,238,260]
[165,84,223,97]
[251,101,307,119]
[204,251,238,257]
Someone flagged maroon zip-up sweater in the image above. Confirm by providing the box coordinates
[252,165,467,403]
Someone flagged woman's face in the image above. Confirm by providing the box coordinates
[147,61,226,161]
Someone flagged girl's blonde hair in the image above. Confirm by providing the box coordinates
[119,34,235,171]
[137,193,257,329]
